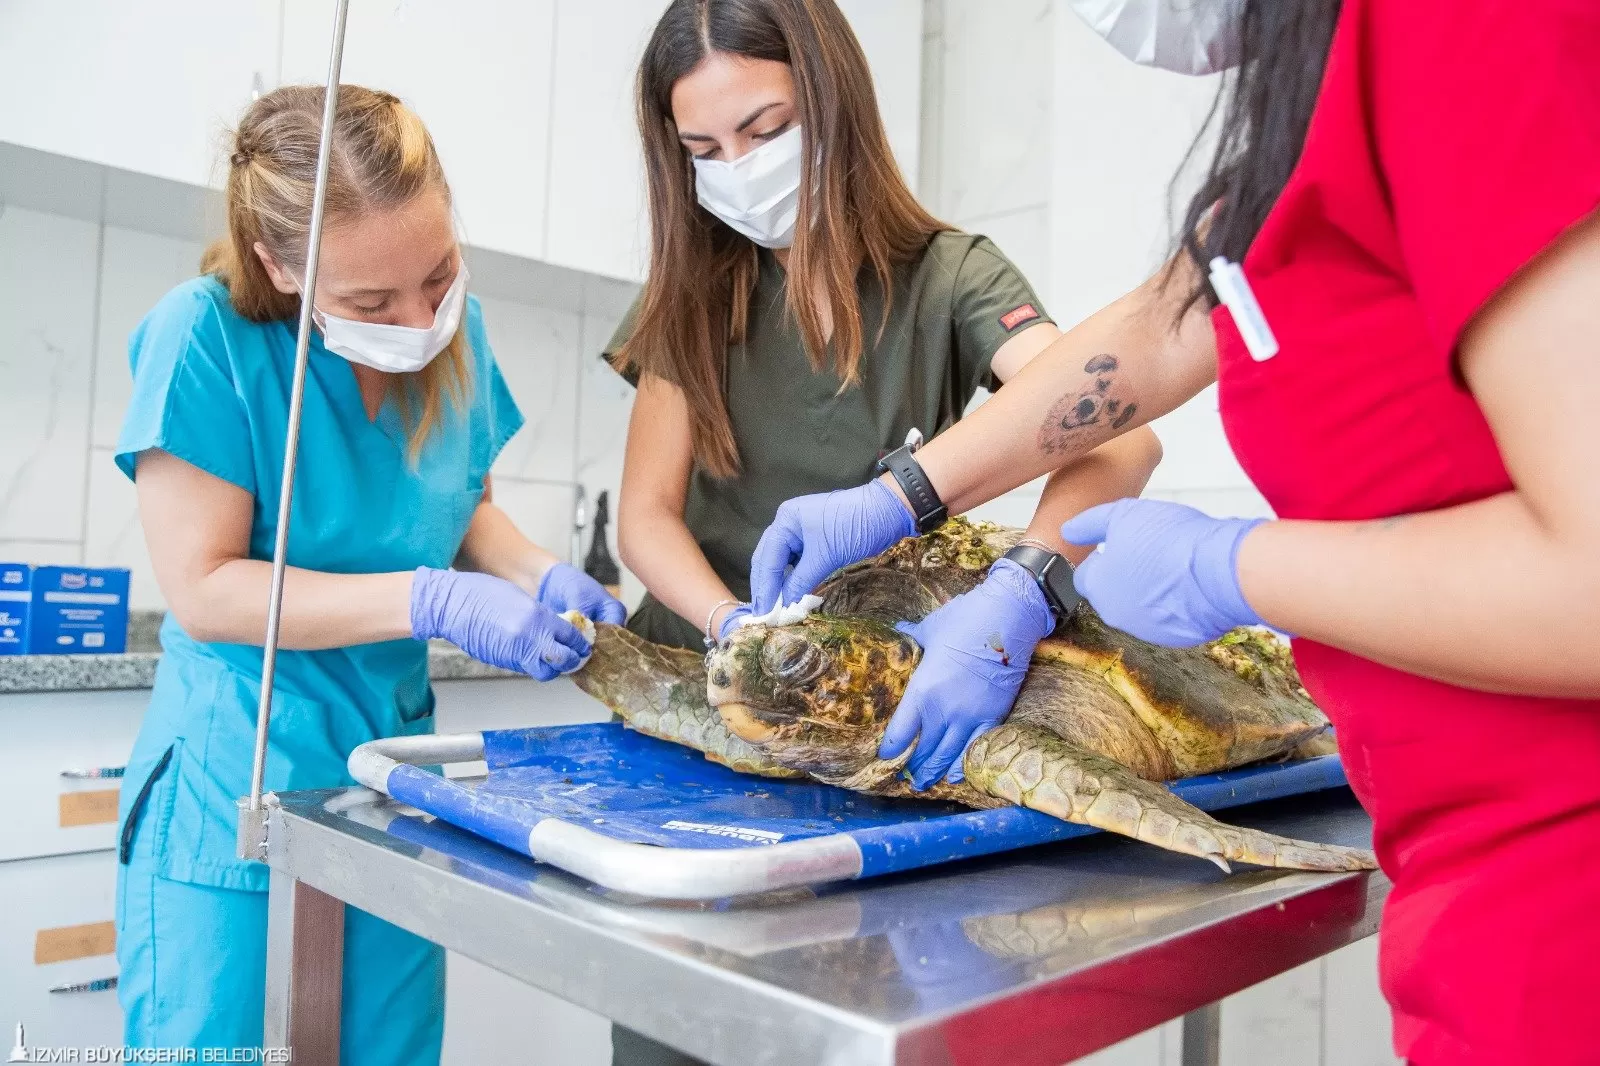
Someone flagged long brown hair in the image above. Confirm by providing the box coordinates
[617,0,945,478]
[200,84,470,458]
[1170,0,1341,320]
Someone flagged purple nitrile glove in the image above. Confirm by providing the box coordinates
[749,479,916,615]
[1059,499,1267,647]
[536,562,627,626]
[410,567,591,681]
[718,604,755,641]
[879,558,1055,789]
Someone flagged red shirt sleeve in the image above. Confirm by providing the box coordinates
[1367,0,1600,355]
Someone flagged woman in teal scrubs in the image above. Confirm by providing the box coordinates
[113,85,623,1061]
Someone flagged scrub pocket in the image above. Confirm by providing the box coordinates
[156,664,348,889]
[398,685,438,730]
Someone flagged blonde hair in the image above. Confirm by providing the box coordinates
[201,84,470,458]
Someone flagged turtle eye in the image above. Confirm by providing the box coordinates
[762,633,824,685]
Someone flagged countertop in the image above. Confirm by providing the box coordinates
[0,610,519,695]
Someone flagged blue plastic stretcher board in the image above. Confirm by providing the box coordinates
[380,723,1350,885]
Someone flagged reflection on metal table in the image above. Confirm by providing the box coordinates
[257,782,1385,1066]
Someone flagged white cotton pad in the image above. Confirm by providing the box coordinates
[732,595,824,631]
[560,610,597,672]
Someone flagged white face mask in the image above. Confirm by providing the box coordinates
[693,125,804,249]
[1068,0,1245,77]
[312,261,470,374]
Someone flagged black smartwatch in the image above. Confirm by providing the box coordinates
[1002,542,1082,620]
[877,436,948,535]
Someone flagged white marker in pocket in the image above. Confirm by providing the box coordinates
[1209,257,1279,362]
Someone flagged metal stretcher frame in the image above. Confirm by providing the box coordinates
[350,730,863,899]
[345,726,1354,900]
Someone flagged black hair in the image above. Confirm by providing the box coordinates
[1173,0,1344,316]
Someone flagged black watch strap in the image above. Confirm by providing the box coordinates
[877,445,947,535]
[1002,543,1082,620]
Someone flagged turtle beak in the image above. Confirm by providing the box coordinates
[707,657,733,693]
[703,640,778,744]
[704,638,745,704]
[717,701,778,743]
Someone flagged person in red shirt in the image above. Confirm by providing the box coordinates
[749,1,1600,1061]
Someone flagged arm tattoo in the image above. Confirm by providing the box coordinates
[1036,355,1140,456]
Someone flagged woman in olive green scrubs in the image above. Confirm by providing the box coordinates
[612,0,1161,653]
[607,5,1160,1061]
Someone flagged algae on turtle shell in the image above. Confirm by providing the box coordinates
[572,518,1376,873]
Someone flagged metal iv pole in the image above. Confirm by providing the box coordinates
[238,0,352,861]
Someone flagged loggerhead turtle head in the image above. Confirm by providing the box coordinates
[704,617,919,772]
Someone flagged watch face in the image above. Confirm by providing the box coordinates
[1008,545,1081,618]
[1044,561,1082,617]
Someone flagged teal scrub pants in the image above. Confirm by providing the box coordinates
[116,857,444,1062]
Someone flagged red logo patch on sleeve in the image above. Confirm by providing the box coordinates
[999,303,1040,331]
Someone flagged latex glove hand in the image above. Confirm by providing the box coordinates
[1060,499,1267,647]
[410,567,591,681]
[879,559,1054,789]
[536,562,627,625]
[718,604,755,641]
[749,480,916,614]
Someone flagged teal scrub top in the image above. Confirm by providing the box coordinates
[114,275,522,891]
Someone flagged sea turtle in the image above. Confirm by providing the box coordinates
[572,518,1376,873]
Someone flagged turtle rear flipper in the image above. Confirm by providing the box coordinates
[964,723,1377,873]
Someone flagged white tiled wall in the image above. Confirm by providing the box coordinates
[0,206,639,610]
[921,0,1054,301]
[920,0,1057,532]
[0,206,98,555]
[478,297,582,484]
[574,304,644,608]
[91,227,206,449]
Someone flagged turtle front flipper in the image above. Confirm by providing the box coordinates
[964,724,1377,873]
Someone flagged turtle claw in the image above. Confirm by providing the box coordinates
[965,724,1377,873]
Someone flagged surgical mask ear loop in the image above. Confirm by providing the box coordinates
[239,0,352,861]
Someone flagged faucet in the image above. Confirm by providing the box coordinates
[570,485,588,566]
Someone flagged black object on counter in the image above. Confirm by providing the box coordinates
[584,490,622,597]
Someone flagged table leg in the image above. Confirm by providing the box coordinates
[265,869,345,1065]
[1180,1001,1221,1066]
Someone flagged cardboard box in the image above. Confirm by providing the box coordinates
[0,563,29,655]
[26,566,130,654]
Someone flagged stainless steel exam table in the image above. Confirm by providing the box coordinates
[255,782,1384,1066]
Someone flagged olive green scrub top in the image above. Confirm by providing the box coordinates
[605,231,1053,651]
